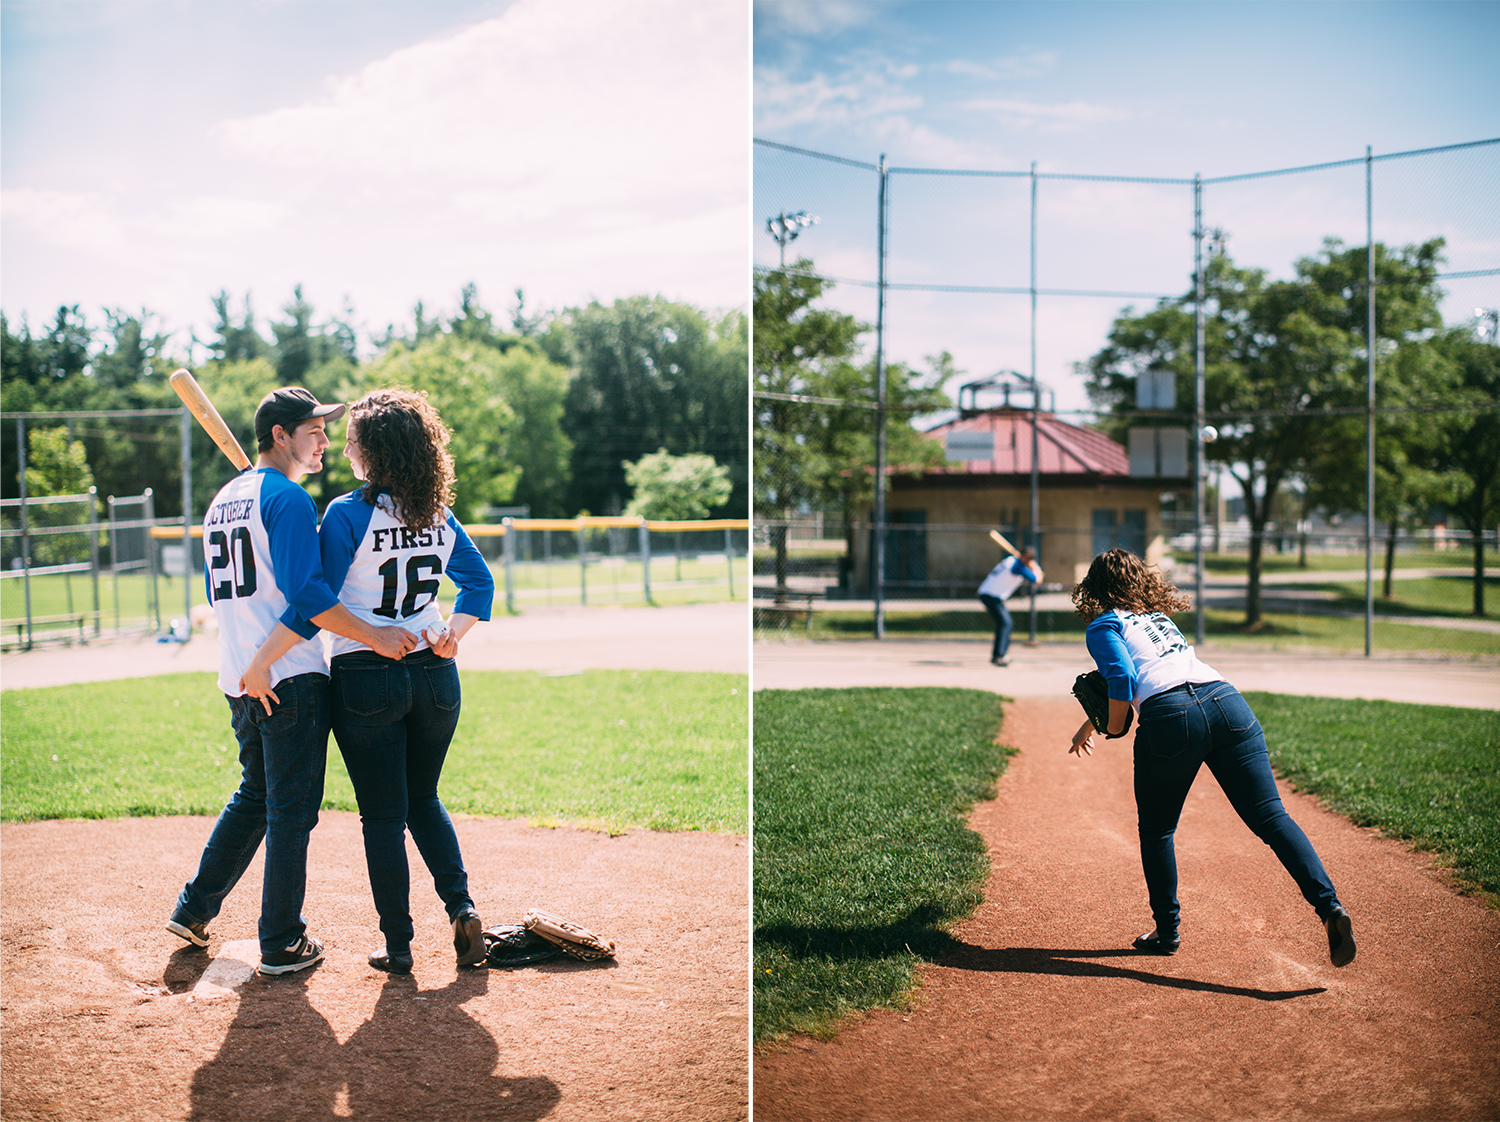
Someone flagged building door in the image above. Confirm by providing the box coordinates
[882,509,927,593]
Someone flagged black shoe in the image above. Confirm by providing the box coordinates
[166,910,209,948]
[991,658,1009,667]
[453,909,486,967]
[1325,906,1356,967]
[1133,930,1180,955]
[258,935,325,976]
[368,947,413,974]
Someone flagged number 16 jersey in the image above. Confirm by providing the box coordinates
[204,468,340,696]
[314,489,494,659]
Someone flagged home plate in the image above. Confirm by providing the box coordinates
[188,940,258,999]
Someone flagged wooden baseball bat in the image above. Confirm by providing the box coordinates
[169,368,251,471]
[988,529,1020,557]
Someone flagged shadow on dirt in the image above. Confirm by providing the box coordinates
[189,966,561,1120]
[942,943,1327,1001]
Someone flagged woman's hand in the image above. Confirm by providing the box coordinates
[1069,719,1097,757]
[426,612,479,660]
[239,661,281,717]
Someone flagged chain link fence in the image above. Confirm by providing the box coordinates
[754,137,1500,656]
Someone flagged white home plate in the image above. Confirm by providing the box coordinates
[189,939,259,998]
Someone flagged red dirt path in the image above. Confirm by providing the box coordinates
[753,697,1500,1122]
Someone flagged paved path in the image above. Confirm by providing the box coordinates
[0,601,750,690]
[752,635,1500,709]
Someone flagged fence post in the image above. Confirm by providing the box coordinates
[725,525,735,598]
[639,519,653,605]
[180,406,193,640]
[108,494,121,634]
[577,518,588,607]
[145,488,159,632]
[502,517,515,614]
[17,415,33,650]
[89,486,101,637]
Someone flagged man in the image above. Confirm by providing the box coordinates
[166,387,415,976]
[977,546,1043,667]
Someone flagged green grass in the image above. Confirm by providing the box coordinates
[1274,574,1499,620]
[0,668,747,834]
[754,687,1012,1044]
[1179,549,1496,576]
[1247,693,1500,899]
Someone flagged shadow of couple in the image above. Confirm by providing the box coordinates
[185,962,561,1121]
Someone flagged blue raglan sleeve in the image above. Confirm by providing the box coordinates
[446,514,494,620]
[1086,614,1137,701]
[260,476,340,638]
[278,492,367,637]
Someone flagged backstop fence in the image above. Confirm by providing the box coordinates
[753,136,1500,657]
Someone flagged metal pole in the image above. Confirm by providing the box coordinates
[639,519,653,605]
[577,519,588,607]
[144,488,158,631]
[89,486,101,637]
[108,494,121,634]
[873,155,889,639]
[17,416,32,651]
[503,518,515,614]
[724,525,735,599]
[1365,145,1376,658]
[1194,175,1207,646]
[181,406,192,639]
[1028,162,1040,643]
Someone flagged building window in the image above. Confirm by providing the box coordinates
[1092,508,1148,558]
[1091,509,1116,557]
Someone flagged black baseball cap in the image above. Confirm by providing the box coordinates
[254,387,346,447]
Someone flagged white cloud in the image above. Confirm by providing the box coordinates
[755,0,874,38]
[961,98,1132,133]
[945,51,1060,82]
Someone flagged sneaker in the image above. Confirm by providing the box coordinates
[1133,930,1180,955]
[1325,906,1356,967]
[166,910,209,948]
[453,909,486,967]
[258,934,325,976]
[368,947,413,975]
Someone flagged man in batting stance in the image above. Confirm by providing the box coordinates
[977,545,1043,667]
[166,388,415,976]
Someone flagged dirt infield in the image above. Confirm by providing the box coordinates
[752,697,1500,1122]
[0,603,750,1122]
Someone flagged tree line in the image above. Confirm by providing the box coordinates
[1,284,748,526]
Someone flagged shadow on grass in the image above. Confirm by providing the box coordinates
[941,942,1327,1002]
[756,906,965,962]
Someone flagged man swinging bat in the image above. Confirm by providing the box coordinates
[977,529,1043,667]
[166,383,416,976]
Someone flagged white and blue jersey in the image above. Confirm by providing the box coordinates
[289,489,494,659]
[204,468,340,696]
[1086,609,1221,708]
[978,555,1039,600]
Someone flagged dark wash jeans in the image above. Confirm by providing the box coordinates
[1132,680,1341,939]
[331,648,474,955]
[978,594,1014,660]
[177,672,330,955]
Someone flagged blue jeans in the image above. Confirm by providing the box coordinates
[979,594,1013,660]
[1132,680,1341,939]
[331,649,474,955]
[176,673,330,956]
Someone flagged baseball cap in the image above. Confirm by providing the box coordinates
[254,387,346,447]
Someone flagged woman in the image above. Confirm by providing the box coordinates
[244,388,494,974]
[1068,549,1355,967]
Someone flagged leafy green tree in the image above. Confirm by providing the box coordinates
[206,291,266,363]
[22,427,96,566]
[623,449,733,520]
[559,296,747,518]
[1082,236,1449,627]
[1433,327,1500,615]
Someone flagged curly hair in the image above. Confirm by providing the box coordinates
[1071,548,1191,620]
[346,388,455,531]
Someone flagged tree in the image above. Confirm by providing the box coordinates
[622,449,732,521]
[22,427,96,566]
[1082,236,1450,628]
[1434,327,1500,615]
[206,291,266,363]
[560,296,747,518]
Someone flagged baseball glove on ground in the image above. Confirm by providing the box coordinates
[483,924,563,968]
[523,909,617,961]
[1071,670,1133,739]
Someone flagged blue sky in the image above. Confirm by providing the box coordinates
[754,0,1500,414]
[2,0,748,359]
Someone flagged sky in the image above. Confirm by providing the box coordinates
[2,0,749,361]
[753,0,1500,418]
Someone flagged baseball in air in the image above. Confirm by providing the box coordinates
[1200,425,1219,444]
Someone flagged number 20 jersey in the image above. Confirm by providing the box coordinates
[315,489,494,659]
[203,468,340,696]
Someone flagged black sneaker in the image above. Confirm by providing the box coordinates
[166,911,209,948]
[258,935,325,976]
[368,947,413,975]
[453,909,486,967]
[1133,930,1180,955]
[1325,906,1356,967]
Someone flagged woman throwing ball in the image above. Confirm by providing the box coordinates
[245,388,494,974]
[1068,549,1355,967]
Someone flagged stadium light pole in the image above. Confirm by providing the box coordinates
[766,211,819,269]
